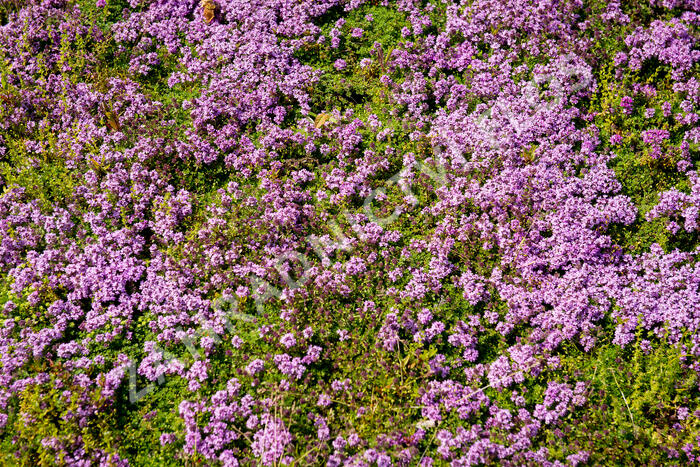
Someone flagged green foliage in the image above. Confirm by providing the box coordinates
[1,364,121,465]
[1,0,700,465]
[553,334,700,465]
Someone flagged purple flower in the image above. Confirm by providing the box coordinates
[334,59,347,71]
[280,333,296,349]
[317,394,331,407]
[332,435,346,451]
[273,354,306,380]
[251,415,292,466]
[159,433,176,446]
[620,96,634,114]
[246,359,265,376]
[609,134,623,145]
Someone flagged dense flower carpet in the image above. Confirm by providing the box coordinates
[1,0,699,465]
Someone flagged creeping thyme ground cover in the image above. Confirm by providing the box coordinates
[0,0,700,465]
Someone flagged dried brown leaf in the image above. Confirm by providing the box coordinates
[200,0,216,23]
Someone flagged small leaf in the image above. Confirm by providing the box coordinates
[104,109,120,131]
[89,156,100,170]
[314,112,331,129]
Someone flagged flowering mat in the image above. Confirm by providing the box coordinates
[1,0,700,465]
